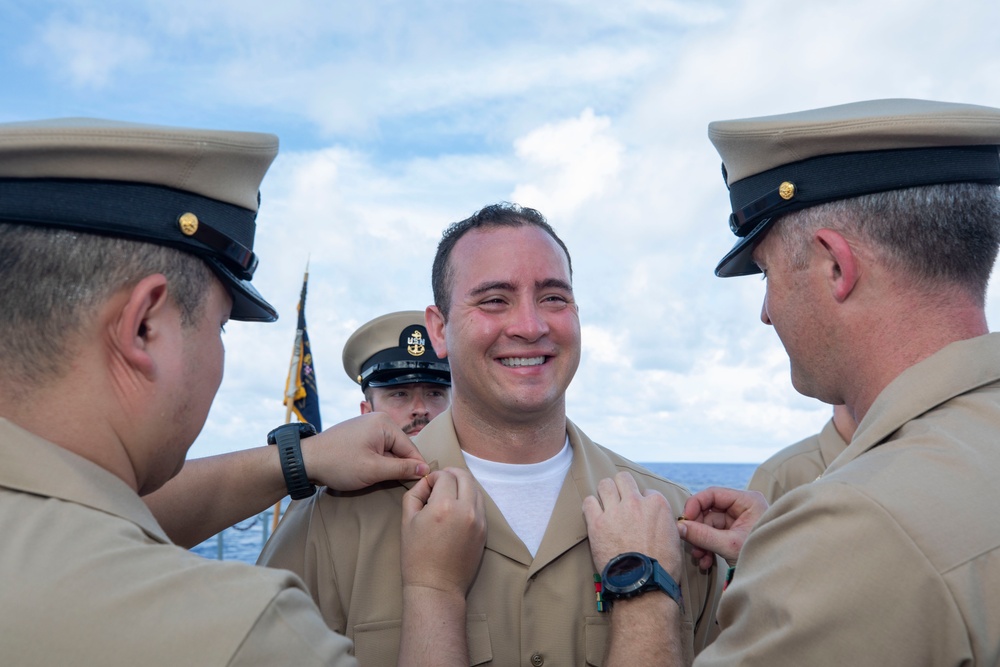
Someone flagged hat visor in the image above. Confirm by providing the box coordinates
[367,372,451,389]
[205,257,278,322]
[714,217,777,278]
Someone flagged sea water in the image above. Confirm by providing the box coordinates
[190,461,758,564]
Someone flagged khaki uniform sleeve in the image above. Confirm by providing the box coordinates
[694,482,971,666]
[258,494,348,634]
[229,587,357,667]
[746,465,784,504]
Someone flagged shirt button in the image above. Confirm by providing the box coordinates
[531,653,544,666]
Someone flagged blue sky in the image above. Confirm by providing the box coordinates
[5,0,1000,462]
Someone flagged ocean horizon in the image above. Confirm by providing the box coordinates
[191,461,758,564]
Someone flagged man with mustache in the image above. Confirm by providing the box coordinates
[344,311,452,437]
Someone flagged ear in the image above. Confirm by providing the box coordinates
[113,274,173,380]
[425,305,448,358]
[360,400,373,415]
[814,228,859,303]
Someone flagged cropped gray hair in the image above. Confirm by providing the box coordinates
[773,183,1000,304]
[0,224,214,387]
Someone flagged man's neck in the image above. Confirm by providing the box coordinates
[450,399,568,464]
[842,284,988,424]
[2,374,141,493]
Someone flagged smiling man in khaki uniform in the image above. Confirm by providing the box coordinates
[260,203,722,666]
[588,99,1000,666]
[0,118,486,667]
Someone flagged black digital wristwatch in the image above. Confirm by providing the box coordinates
[267,422,318,499]
[601,552,684,611]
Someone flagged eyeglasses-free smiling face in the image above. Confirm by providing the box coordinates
[430,225,581,428]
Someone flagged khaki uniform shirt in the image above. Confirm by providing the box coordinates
[0,419,356,667]
[696,334,1000,666]
[259,411,722,666]
[746,418,848,503]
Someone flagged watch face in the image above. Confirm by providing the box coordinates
[267,421,317,445]
[604,553,652,595]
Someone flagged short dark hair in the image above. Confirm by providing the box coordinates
[431,202,573,317]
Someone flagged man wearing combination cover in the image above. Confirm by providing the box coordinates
[0,117,484,666]
[588,98,1000,666]
[343,310,451,437]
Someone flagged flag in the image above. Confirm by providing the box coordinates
[283,269,322,431]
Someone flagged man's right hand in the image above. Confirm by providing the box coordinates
[677,486,768,568]
[300,413,429,491]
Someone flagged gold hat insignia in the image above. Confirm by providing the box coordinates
[407,330,426,356]
[178,212,199,236]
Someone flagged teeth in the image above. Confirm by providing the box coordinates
[500,356,545,367]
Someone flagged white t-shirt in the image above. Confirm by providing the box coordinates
[462,438,573,557]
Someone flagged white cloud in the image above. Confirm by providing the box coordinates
[6,0,1000,466]
[32,17,150,89]
[511,108,624,217]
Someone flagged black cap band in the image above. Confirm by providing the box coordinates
[727,145,1000,237]
[0,178,258,277]
[361,359,451,389]
[0,177,276,321]
[716,145,1000,278]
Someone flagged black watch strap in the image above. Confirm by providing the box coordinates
[649,559,684,611]
[267,423,318,500]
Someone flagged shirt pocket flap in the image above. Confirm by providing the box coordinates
[353,614,493,666]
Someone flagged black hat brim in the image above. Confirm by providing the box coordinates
[206,257,277,322]
[714,216,775,278]
[367,372,452,389]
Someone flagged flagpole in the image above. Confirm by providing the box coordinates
[272,401,295,532]
[273,263,316,532]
